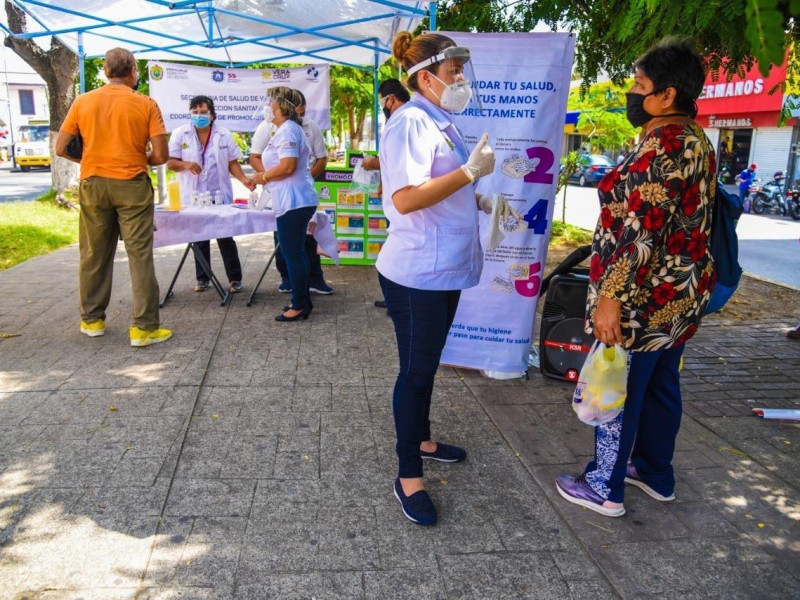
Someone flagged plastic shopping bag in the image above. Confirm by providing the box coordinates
[572,340,628,426]
[351,162,380,193]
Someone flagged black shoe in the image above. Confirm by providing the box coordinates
[393,478,437,526]
[420,442,467,463]
[374,299,386,308]
[275,306,311,322]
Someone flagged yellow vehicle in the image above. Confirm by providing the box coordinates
[15,122,51,171]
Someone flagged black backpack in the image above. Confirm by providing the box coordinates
[705,180,743,314]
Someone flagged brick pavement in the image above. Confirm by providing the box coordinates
[0,237,798,599]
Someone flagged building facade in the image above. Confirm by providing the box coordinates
[1,44,49,158]
[695,61,798,186]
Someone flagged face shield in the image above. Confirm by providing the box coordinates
[407,46,481,113]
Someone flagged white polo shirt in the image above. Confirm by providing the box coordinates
[259,119,318,217]
[168,122,242,205]
[301,117,327,162]
[376,93,482,291]
[252,117,326,169]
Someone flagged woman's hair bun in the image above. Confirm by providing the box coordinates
[393,31,413,67]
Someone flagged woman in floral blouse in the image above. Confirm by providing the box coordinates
[556,38,716,517]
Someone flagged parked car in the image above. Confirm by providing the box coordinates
[569,154,614,186]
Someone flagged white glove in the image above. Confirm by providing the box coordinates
[461,133,496,182]
[478,194,523,220]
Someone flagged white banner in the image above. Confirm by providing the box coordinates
[147,62,331,132]
[440,32,576,373]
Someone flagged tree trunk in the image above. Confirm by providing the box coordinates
[4,0,80,201]
[353,110,367,149]
[346,105,356,149]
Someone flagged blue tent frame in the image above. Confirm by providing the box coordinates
[1,0,438,146]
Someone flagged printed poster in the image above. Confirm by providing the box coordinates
[148,61,330,132]
[440,32,576,373]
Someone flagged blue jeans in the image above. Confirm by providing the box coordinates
[274,233,325,287]
[276,206,316,311]
[583,344,684,503]
[379,273,461,478]
[194,238,242,283]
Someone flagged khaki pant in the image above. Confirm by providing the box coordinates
[78,174,160,330]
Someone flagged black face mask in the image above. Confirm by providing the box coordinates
[382,107,391,120]
[625,92,656,128]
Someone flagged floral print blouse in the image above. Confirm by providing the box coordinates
[585,121,717,352]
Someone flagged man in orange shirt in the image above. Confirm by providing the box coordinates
[56,47,172,347]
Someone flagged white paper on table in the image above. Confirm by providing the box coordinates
[752,408,800,421]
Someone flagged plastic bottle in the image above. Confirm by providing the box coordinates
[167,180,182,211]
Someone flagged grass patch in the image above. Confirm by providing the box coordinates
[0,194,80,271]
[548,220,593,247]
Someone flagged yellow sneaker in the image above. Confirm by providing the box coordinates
[129,326,173,347]
[80,319,106,337]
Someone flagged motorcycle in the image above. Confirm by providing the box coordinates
[786,184,800,221]
[752,175,787,215]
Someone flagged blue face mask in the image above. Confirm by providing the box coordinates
[191,114,211,129]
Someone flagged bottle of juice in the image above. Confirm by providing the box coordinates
[167,180,182,211]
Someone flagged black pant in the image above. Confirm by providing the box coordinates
[274,232,324,286]
[194,238,242,283]
[379,273,461,478]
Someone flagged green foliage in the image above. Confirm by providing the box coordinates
[0,196,79,271]
[431,0,798,90]
[549,219,593,246]
[567,81,637,153]
[329,62,396,149]
[557,151,582,195]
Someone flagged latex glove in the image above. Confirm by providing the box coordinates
[478,194,523,220]
[461,133,495,182]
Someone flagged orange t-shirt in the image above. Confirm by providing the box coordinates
[60,85,167,180]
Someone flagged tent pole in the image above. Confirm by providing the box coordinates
[430,2,438,30]
[78,31,85,93]
[373,50,380,152]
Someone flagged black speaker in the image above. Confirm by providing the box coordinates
[539,272,594,381]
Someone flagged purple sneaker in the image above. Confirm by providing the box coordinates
[624,464,675,502]
[555,474,625,517]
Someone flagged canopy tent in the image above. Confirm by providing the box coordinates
[1,1,432,67]
[1,0,435,142]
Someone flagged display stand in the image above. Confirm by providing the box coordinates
[160,242,231,307]
[315,150,386,267]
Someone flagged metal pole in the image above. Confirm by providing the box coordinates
[373,50,379,151]
[1,37,17,170]
[430,2,438,30]
[78,32,85,93]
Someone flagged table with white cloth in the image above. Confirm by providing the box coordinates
[154,205,338,306]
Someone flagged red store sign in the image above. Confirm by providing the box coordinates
[695,61,788,128]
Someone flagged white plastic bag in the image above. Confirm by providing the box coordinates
[351,161,380,193]
[256,186,272,210]
[572,340,628,426]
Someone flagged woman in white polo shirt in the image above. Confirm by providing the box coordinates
[379,31,512,526]
[252,87,318,321]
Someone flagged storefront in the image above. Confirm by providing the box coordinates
[696,61,797,184]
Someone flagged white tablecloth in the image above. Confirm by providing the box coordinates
[153,205,339,264]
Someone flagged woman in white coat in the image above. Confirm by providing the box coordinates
[379,31,514,525]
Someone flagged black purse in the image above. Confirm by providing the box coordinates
[65,132,83,160]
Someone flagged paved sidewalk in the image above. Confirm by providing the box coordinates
[0,238,798,599]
